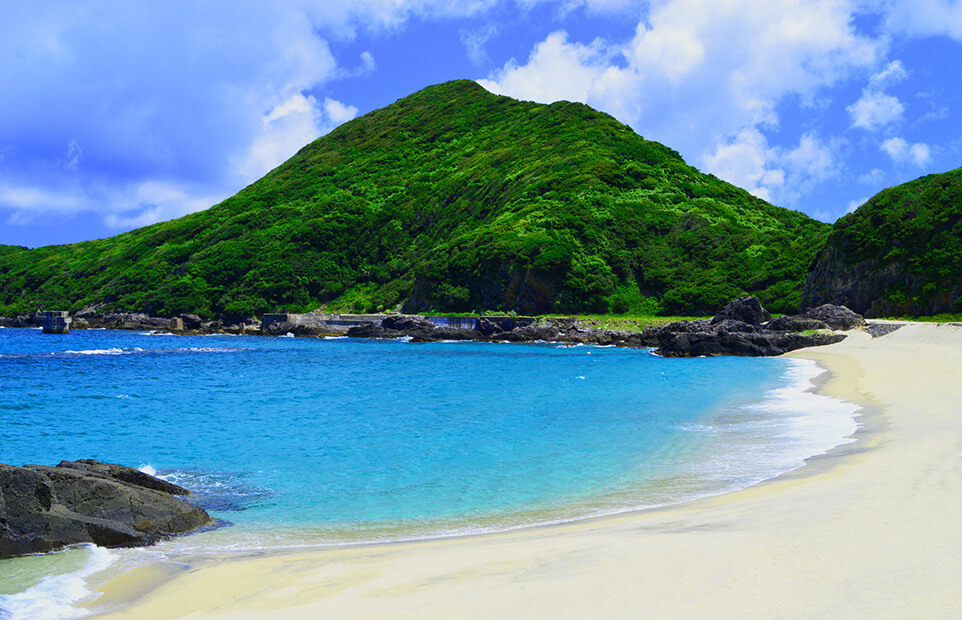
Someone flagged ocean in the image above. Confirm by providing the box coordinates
[0,327,859,619]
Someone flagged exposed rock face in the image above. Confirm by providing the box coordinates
[799,304,867,331]
[711,297,771,326]
[0,459,212,559]
[800,168,962,317]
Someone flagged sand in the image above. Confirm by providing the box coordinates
[87,323,962,618]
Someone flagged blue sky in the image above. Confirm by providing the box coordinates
[1,1,960,248]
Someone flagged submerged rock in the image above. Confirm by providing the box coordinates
[0,459,212,559]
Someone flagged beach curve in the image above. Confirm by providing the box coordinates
[85,323,962,618]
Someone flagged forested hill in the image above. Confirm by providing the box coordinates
[802,167,962,317]
[0,80,829,318]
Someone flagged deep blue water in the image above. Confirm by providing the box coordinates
[0,326,858,618]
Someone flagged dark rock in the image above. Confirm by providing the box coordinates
[656,324,845,357]
[866,322,904,338]
[178,314,203,330]
[475,318,503,337]
[711,296,771,326]
[96,313,171,331]
[512,324,560,341]
[382,315,435,332]
[801,304,867,331]
[0,314,38,328]
[0,459,212,559]
[766,316,829,332]
[345,323,386,338]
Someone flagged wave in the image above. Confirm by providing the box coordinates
[1,346,248,360]
[0,544,116,620]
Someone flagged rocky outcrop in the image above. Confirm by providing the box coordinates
[651,319,845,357]
[0,459,212,559]
[342,299,862,356]
[711,297,771,325]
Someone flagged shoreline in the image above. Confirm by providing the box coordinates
[76,324,962,618]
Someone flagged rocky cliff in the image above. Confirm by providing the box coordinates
[802,168,962,317]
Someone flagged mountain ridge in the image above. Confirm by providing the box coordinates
[0,80,830,317]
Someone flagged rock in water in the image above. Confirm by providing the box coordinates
[0,459,212,559]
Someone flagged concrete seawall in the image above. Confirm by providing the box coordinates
[261,313,388,335]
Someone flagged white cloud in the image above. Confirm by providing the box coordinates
[0,3,346,232]
[858,168,885,184]
[102,181,219,230]
[847,60,909,131]
[237,94,358,183]
[883,0,962,40]
[360,51,376,73]
[847,90,905,130]
[703,128,781,202]
[461,23,500,66]
[62,140,82,169]
[324,98,360,125]
[846,197,869,214]
[869,60,908,89]
[703,130,839,205]
[0,185,84,217]
[479,31,612,104]
[881,137,933,166]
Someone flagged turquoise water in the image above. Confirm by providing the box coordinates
[0,327,858,618]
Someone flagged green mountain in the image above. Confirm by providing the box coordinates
[802,167,962,317]
[0,80,830,318]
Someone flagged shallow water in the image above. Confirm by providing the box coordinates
[0,327,858,618]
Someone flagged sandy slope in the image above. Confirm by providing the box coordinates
[89,324,962,619]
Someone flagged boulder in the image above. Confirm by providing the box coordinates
[711,296,771,326]
[765,315,829,332]
[801,304,867,331]
[178,314,204,330]
[0,459,212,559]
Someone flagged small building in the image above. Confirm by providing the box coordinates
[41,311,72,334]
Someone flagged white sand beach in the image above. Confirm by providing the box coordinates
[87,323,962,618]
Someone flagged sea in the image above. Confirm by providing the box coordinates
[0,326,859,619]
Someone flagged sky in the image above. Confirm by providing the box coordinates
[1,1,961,248]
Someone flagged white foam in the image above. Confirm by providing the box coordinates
[0,544,116,620]
[61,348,126,356]
[138,463,157,477]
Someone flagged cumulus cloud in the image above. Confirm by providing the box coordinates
[847,90,905,130]
[883,0,962,40]
[0,3,347,233]
[846,197,869,214]
[881,137,933,166]
[847,61,908,130]
[479,32,614,104]
[703,130,839,205]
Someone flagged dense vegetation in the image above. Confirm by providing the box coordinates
[0,80,830,318]
[802,167,962,316]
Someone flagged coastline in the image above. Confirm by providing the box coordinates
[86,323,962,618]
